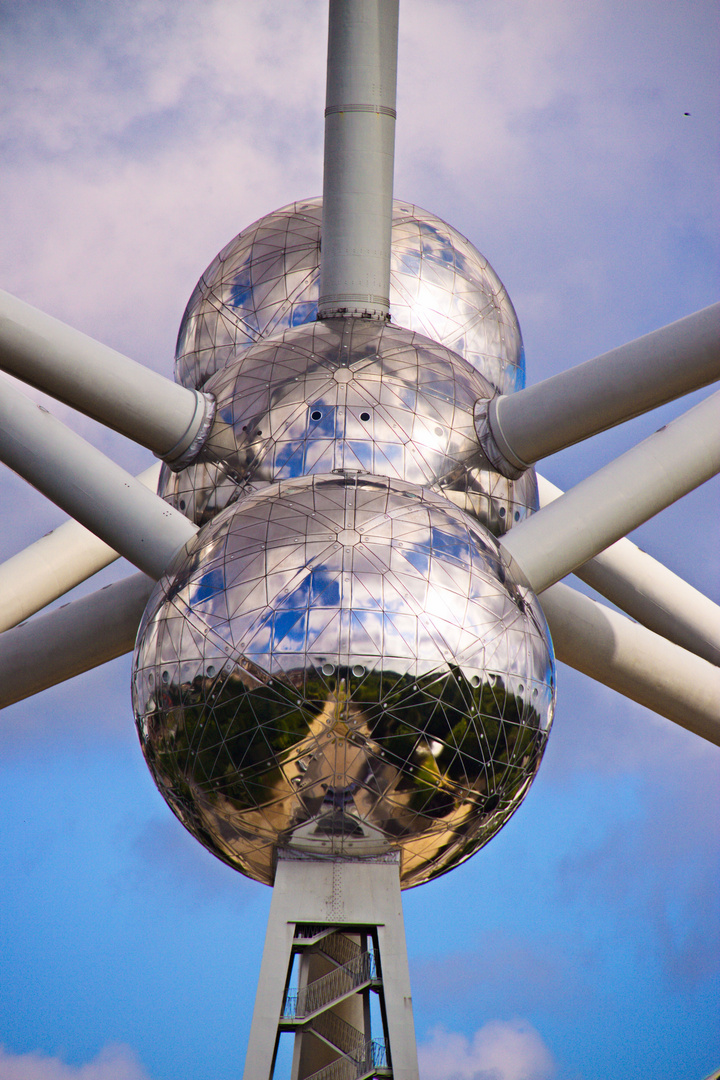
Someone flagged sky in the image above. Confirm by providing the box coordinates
[0,1,718,1078]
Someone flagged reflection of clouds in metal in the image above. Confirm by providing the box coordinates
[174,198,525,395]
[133,475,554,888]
[159,319,538,535]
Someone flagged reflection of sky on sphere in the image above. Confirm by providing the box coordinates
[133,475,555,888]
[159,318,539,535]
[174,198,525,394]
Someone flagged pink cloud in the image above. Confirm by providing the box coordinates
[419,1020,556,1080]
[0,1043,151,1080]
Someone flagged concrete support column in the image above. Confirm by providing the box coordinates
[243,852,418,1080]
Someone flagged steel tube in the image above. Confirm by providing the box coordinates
[537,474,720,666]
[541,582,720,745]
[0,378,197,579]
[0,572,153,709]
[0,288,214,465]
[501,390,720,594]
[0,463,161,633]
[480,303,720,473]
[318,0,399,319]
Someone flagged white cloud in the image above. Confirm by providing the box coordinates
[0,1043,151,1080]
[419,1020,556,1080]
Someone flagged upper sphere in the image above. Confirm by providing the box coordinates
[175,198,525,394]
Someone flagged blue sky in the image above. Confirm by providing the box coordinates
[0,2,718,1079]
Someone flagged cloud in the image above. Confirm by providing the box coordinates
[419,1021,556,1080]
[0,0,326,368]
[0,1043,151,1080]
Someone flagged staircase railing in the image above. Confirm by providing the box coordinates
[303,1039,389,1080]
[284,949,376,1019]
[313,1008,365,1059]
[319,932,363,968]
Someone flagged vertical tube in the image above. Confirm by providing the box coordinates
[319,0,399,320]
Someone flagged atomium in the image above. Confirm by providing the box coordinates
[131,201,557,891]
[1,1,716,1072]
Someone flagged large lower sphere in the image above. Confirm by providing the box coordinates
[132,474,555,888]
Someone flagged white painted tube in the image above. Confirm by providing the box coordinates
[537,474,720,666]
[0,463,161,633]
[480,303,720,473]
[0,572,153,709]
[0,288,214,466]
[541,582,720,745]
[501,390,720,594]
[319,0,399,320]
[0,378,197,580]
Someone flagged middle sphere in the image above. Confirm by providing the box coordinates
[160,319,538,535]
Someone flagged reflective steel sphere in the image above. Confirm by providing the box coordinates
[174,198,525,394]
[133,474,555,888]
[159,319,538,533]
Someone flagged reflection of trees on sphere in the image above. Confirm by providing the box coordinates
[133,474,555,888]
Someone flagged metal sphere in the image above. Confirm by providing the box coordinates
[132,474,555,889]
[174,198,525,394]
[159,319,538,533]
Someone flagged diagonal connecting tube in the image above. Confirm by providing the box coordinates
[476,303,720,476]
[500,389,720,595]
[536,474,720,666]
[0,288,214,468]
[0,376,197,580]
[0,463,161,633]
